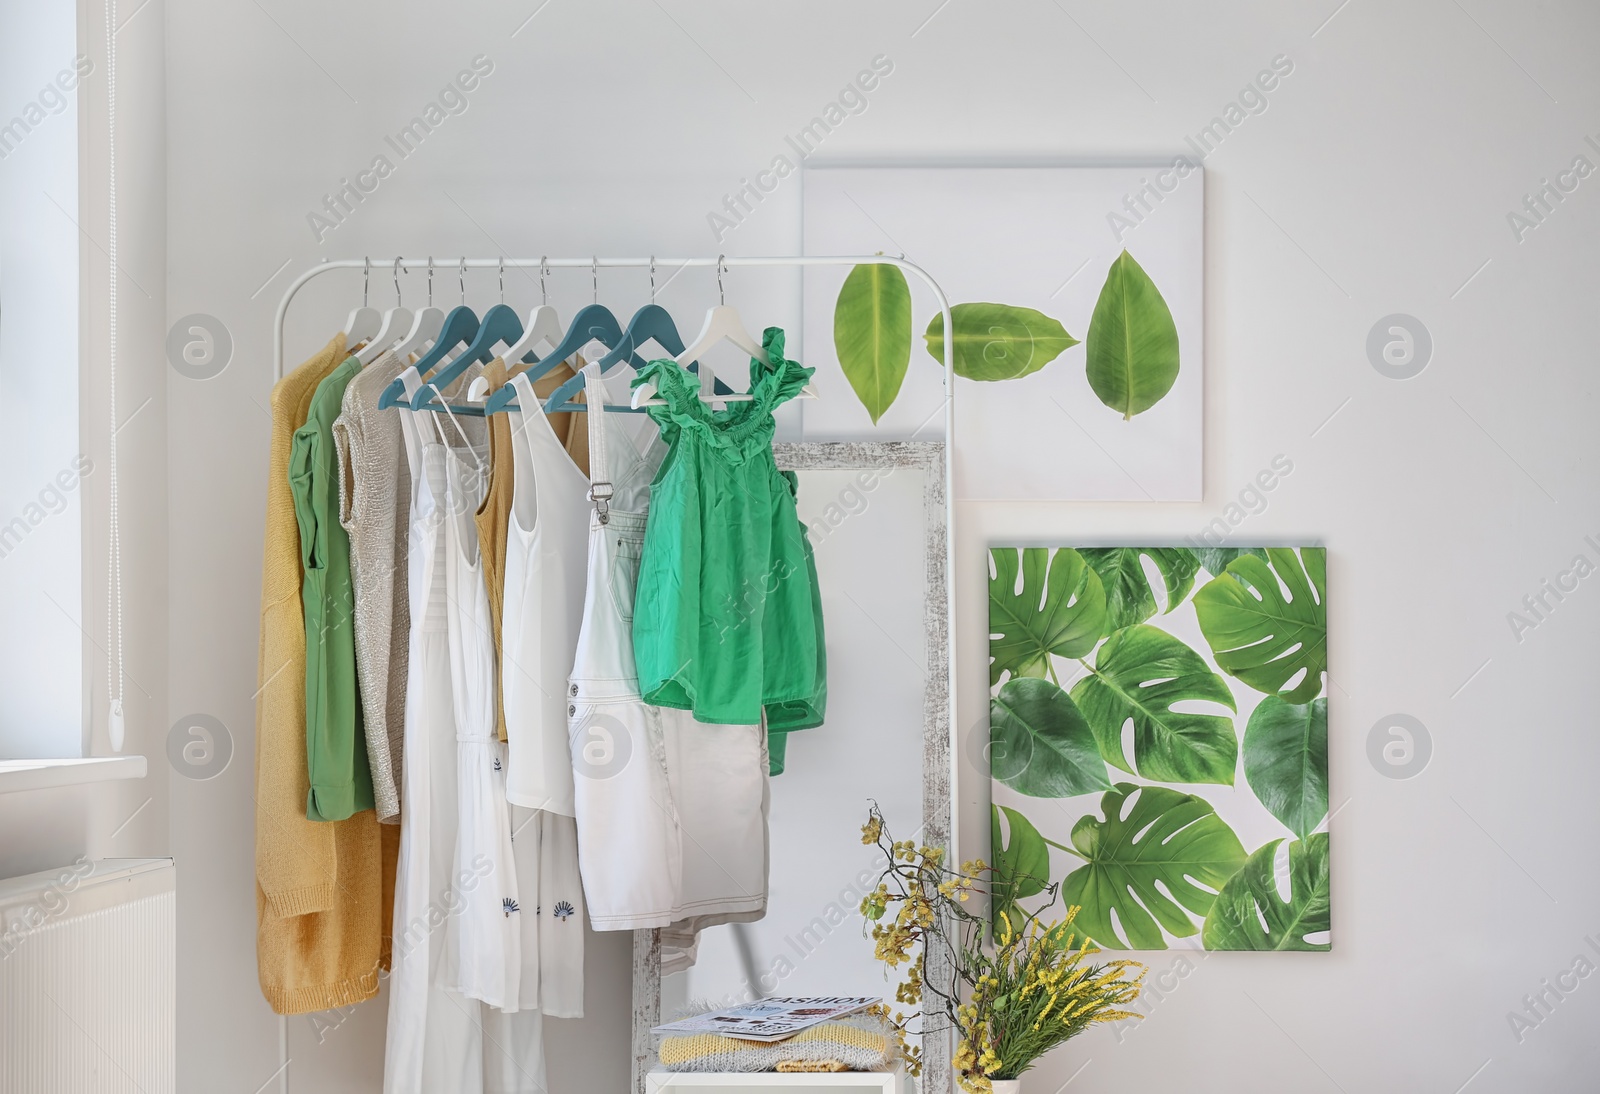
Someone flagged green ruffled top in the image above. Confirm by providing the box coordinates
[631,328,827,761]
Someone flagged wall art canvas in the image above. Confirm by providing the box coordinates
[987,546,1330,951]
[802,165,1203,500]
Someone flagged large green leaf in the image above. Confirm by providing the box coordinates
[1193,547,1327,704]
[1062,783,1247,949]
[1071,625,1237,785]
[1078,547,1199,633]
[924,303,1078,381]
[989,547,1106,686]
[1244,696,1328,840]
[1202,834,1331,951]
[1194,546,1268,580]
[990,678,1111,798]
[1084,250,1180,419]
[834,263,913,424]
[992,804,1051,927]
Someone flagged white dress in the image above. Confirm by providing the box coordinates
[440,430,522,1011]
[385,373,483,1093]
[384,370,547,1094]
[566,370,770,972]
[500,368,589,1011]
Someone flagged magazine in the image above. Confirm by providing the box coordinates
[652,996,881,1043]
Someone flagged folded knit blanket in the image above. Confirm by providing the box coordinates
[657,1013,894,1073]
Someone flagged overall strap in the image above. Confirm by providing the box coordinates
[584,369,612,524]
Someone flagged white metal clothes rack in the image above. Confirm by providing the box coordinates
[270,255,960,1094]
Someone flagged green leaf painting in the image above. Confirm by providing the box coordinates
[1061,783,1247,950]
[1194,547,1327,704]
[989,547,1106,686]
[1084,250,1181,419]
[991,678,1111,798]
[833,263,913,424]
[924,303,1078,382]
[825,251,1183,425]
[1078,547,1199,635]
[992,804,1051,927]
[1202,834,1331,951]
[988,541,1333,952]
[1071,625,1238,785]
[1244,696,1329,840]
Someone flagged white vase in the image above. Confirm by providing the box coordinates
[990,1081,1022,1094]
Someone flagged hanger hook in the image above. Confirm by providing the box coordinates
[363,256,371,308]
[459,257,466,305]
[427,256,434,307]
[539,256,548,305]
[650,255,656,303]
[393,256,404,306]
[498,256,505,305]
[716,254,725,306]
[592,256,598,305]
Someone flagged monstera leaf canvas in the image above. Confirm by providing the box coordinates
[988,543,1332,952]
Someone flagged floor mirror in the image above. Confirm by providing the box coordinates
[629,441,952,1094]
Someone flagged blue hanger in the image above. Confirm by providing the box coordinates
[540,303,730,413]
[378,304,479,409]
[539,304,678,414]
[408,302,524,411]
[483,303,649,415]
[596,304,683,367]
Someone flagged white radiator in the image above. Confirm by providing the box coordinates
[0,858,175,1094]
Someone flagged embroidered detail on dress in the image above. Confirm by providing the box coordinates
[553,900,575,921]
[502,897,520,917]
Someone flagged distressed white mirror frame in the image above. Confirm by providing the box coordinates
[630,440,955,1094]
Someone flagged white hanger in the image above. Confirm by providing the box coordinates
[467,257,571,403]
[633,256,760,408]
[342,256,383,348]
[632,256,815,409]
[499,256,565,368]
[357,257,414,364]
[675,255,764,361]
[386,256,446,364]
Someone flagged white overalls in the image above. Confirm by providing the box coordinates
[566,370,770,971]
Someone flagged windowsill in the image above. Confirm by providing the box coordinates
[0,756,148,794]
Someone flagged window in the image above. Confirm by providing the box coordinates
[0,4,85,759]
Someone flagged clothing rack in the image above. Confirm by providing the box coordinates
[271,255,959,1094]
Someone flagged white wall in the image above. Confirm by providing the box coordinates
[76,0,171,950]
[160,1,1600,1092]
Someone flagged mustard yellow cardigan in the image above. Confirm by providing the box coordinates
[255,333,398,1014]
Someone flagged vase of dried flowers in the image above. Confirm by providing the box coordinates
[857,804,1144,1093]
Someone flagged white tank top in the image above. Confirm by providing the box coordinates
[502,368,591,815]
